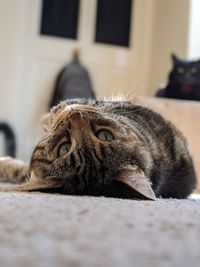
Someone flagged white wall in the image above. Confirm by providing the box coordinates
[0,0,20,119]
[188,0,200,58]
[0,0,26,158]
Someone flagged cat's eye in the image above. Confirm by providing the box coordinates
[58,142,71,156]
[96,129,114,142]
[191,67,197,74]
[177,67,184,74]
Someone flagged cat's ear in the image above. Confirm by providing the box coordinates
[41,102,68,132]
[171,53,179,64]
[115,166,156,200]
[41,112,55,132]
[0,172,62,192]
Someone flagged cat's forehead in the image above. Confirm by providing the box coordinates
[175,60,200,67]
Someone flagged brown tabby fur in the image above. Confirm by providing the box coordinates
[0,99,197,199]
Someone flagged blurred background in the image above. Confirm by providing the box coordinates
[0,0,200,161]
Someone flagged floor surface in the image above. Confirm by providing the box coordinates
[0,192,200,267]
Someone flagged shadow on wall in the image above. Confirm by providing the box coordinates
[49,49,96,110]
[0,123,16,157]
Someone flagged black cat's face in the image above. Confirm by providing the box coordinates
[171,54,200,85]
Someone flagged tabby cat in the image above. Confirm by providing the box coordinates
[156,54,200,100]
[0,99,197,199]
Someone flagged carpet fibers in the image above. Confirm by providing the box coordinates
[0,192,200,267]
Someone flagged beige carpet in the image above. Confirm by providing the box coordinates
[0,192,200,267]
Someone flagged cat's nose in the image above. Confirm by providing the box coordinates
[68,110,83,123]
[186,73,191,78]
[67,110,87,131]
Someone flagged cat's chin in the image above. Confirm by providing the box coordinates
[74,180,154,200]
[100,180,155,200]
[53,180,154,200]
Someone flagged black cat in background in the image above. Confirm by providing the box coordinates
[156,54,200,101]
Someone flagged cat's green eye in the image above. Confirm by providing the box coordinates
[58,142,71,156]
[191,67,197,74]
[96,129,114,142]
[177,67,184,74]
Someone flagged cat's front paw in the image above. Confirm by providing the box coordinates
[0,157,28,183]
[0,156,13,161]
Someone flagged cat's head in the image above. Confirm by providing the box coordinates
[170,54,200,85]
[27,100,155,199]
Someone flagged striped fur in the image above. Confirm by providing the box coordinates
[0,99,197,198]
